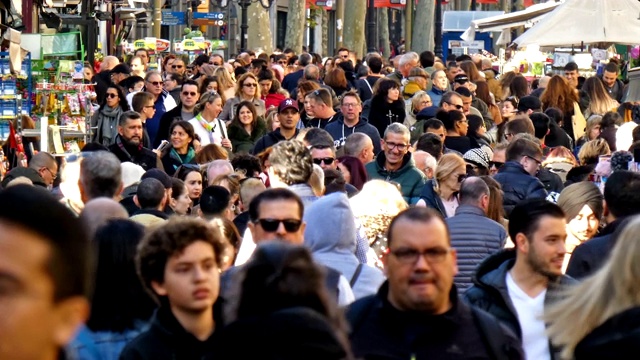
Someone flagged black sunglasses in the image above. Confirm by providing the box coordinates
[182,91,197,97]
[106,93,118,98]
[313,157,335,165]
[255,218,302,232]
[172,65,184,69]
[489,161,504,169]
[147,81,162,86]
[445,101,464,110]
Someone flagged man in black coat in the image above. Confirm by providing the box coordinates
[566,171,640,278]
[108,111,161,171]
[347,207,523,359]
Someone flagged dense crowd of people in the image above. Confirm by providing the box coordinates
[2,46,640,360]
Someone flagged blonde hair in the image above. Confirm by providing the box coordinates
[214,66,235,90]
[578,139,610,165]
[545,216,640,359]
[350,179,408,216]
[410,91,431,113]
[434,153,466,194]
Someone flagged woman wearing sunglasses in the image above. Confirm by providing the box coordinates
[161,121,198,176]
[219,72,266,123]
[91,85,130,146]
[416,153,467,218]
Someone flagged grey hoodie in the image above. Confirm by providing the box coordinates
[304,193,385,300]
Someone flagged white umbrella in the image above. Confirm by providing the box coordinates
[515,0,640,47]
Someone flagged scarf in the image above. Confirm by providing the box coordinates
[98,105,124,146]
[170,146,196,172]
[115,135,143,162]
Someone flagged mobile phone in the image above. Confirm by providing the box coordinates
[156,140,170,153]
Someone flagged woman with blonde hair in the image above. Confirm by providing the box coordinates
[416,153,467,218]
[578,139,611,166]
[404,91,432,128]
[577,115,603,147]
[219,72,266,122]
[214,66,237,103]
[544,216,640,359]
[582,76,619,117]
[350,179,408,268]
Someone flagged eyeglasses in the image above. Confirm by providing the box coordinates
[172,65,184,69]
[43,167,57,180]
[342,103,359,108]
[243,83,257,88]
[182,91,197,97]
[420,100,432,106]
[457,174,467,183]
[389,247,451,264]
[444,101,464,110]
[489,161,504,169]
[384,141,408,151]
[524,155,542,166]
[254,218,302,232]
[106,93,118,99]
[147,81,162,86]
[313,157,335,165]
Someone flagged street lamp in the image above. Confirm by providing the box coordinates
[366,0,376,53]
[238,0,274,52]
[434,0,443,58]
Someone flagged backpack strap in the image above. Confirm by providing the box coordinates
[470,306,512,360]
[349,263,364,288]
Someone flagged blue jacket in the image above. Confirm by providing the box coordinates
[446,205,507,294]
[324,115,382,155]
[69,324,147,360]
[427,86,447,107]
[493,161,547,218]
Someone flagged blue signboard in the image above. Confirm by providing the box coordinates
[162,11,186,26]
[193,12,226,26]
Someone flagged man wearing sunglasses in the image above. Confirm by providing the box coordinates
[365,123,426,204]
[154,80,200,147]
[142,71,177,145]
[493,137,548,218]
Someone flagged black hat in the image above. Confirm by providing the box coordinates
[141,169,172,189]
[110,63,131,75]
[517,95,542,113]
[454,74,469,84]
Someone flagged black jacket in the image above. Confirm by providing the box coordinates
[493,161,547,218]
[362,97,406,137]
[355,76,381,102]
[574,306,640,359]
[108,135,160,171]
[250,128,300,155]
[119,306,215,360]
[537,167,564,194]
[347,281,523,360]
[153,106,193,148]
[566,218,627,279]
[444,136,474,155]
[281,69,304,94]
[464,250,576,360]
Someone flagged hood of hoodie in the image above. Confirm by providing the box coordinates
[304,192,356,255]
[472,249,516,288]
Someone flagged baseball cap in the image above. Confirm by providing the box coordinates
[454,74,469,84]
[278,98,299,113]
[517,95,542,113]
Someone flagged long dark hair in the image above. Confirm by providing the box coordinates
[87,219,155,332]
[231,100,258,131]
[101,85,130,111]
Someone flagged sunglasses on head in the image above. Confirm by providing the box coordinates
[313,157,335,165]
[255,218,302,232]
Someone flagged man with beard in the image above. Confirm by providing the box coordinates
[109,111,162,171]
[251,98,300,155]
[465,199,576,360]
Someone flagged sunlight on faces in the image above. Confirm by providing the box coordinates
[567,204,599,242]
[248,200,305,245]
[516,216,567,279]
[151,241,220,312]
[382,133,410,167]
[384,218,457,314]
[184,171,203,200]
[171,186,192,215]
[171,125,192,152]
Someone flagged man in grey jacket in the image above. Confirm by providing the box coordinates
[446,177,507,293]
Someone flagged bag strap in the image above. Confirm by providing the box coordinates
[218,119,227,139]
[470,306,511,360]
[349,263,364,288]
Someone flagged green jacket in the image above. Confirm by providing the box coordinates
[365,152,426,205]
[227,117,268,154]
